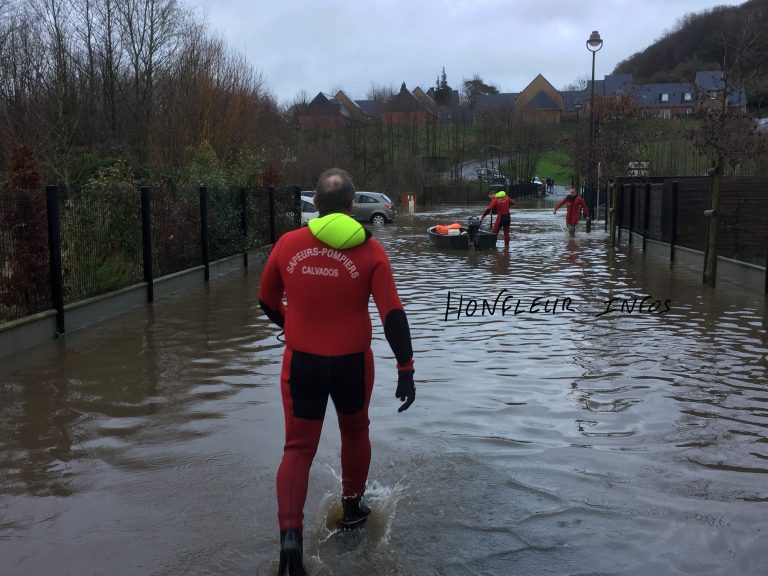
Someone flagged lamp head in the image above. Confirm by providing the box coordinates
[587,30,603,52]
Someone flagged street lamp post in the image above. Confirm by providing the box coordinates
[586,30,603,232]
[574,98,583,190]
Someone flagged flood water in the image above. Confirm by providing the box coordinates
[1,201,767,576]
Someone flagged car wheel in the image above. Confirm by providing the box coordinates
[371,213,387,225]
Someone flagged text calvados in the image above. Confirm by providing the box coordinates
[286,247,359,278]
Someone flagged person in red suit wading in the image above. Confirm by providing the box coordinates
[480,190,515,245]
[553,187,591,237]
[258,168,416,575]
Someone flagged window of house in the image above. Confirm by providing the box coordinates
[683,92,692,101]
[709,91,718,100]
[660,93,669,102]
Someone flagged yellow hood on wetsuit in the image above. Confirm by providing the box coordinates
[495,191,507,198]
[308,213,368,249]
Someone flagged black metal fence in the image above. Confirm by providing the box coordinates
[0,186,300,326]
[0,189,51,322]
[61,186,144,303]
[615,176,768,280]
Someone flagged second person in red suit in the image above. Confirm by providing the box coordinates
[480,190,515,245]
[553,187,590,236]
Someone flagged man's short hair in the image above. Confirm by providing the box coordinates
[314,168,356,215]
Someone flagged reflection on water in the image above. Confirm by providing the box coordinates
[1,203,766,575]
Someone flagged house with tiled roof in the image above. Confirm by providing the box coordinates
[585,72,745,119]
[298,93,349,130]
[591,74,635,98]
[474,93,516,121]
[473,74,565,123]
[353,99,382,118]
[412,87,439,118]
[516,74,564,124]
[634,82,697,118]
[298,90,374,129]
[382,83,437,126]
[334,90,372,123]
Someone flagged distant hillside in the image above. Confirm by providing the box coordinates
[613,0,768,109]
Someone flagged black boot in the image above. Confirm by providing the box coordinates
[339,496,371,530]
[278,529,307,576]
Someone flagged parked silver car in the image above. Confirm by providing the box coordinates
[353,192,396,224]
[300,195,318,225]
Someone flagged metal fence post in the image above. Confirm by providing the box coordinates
[629,183,635,246]
[268,186,276,245]
[616,183,623,245]
[703,164,720,286]
[45,185,65,334]
[140,186,154,302]
[292,186,301,228]
[670,181,678,263]
[240,188,248,268]
[200,186,209,282]
[643,182,651,252]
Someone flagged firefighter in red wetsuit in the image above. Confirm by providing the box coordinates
[259,168,415,575]
[480,190,515,245]
[553,187,591,236]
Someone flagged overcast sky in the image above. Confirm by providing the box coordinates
[181,0,744,106]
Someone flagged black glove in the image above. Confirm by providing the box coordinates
[396,370,415,413]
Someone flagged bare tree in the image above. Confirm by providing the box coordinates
[70,0,99,143]
[92,0,123,135]
[0,0,285,187]
[591,94,647,242]
[116,0,184,155]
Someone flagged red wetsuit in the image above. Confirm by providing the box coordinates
[555,195,590,227]
[259,213,413,532]
[481,195,515,244]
